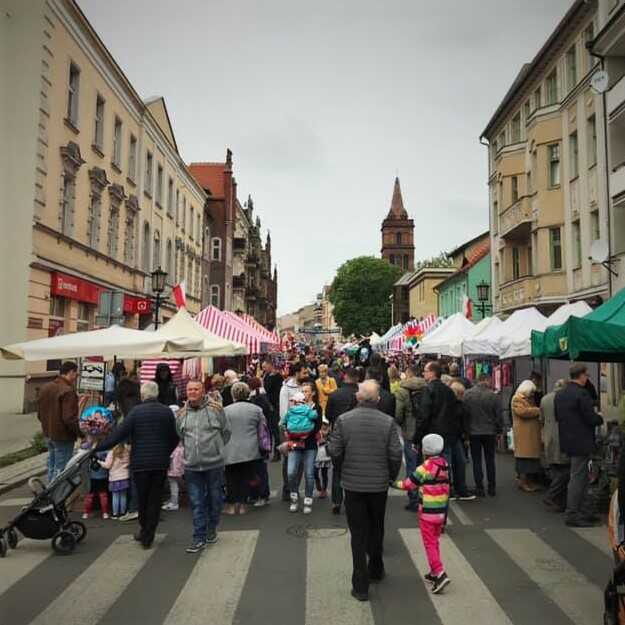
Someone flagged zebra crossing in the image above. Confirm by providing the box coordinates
[0,523,611,625]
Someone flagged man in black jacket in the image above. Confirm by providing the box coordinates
[96,381,179,547]
[262,359,283,460]
[326,368,359,514]
[555,363,604,527]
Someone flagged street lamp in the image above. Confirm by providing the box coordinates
[151,266,167,330]
[476,280,492,319]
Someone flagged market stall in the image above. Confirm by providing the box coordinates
[416,313,475,357]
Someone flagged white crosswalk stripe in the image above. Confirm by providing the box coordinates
[400,528,515,624]
[306,529,375,625]
[163,530,259,625]
[0,497,32,507]
[487,528,603,625]
[448,501,473,525]
[28,534,164,625]
[0,539,52,596]
[570,526,612,558]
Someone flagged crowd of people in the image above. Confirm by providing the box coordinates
[35,345,607,600]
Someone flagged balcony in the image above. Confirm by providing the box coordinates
[608,74,625,121]
[499,275,535,310]
[233,274,245,289]
[246,253,259,266]
[233,237,247,254]
[499,197,532,240]
[611,163,625,203]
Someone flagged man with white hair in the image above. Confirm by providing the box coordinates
[96,381,179,548]
[221,369,239,407]
[327,379,403,602]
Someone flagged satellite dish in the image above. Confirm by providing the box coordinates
[590,239,609,263]
[591,70,609,94]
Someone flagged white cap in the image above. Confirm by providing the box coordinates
[422,433,444,456]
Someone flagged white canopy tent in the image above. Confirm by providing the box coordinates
[0,325,203,361]
[463,307,548,358]
[154,308,246,357]
[416,313,475,357]
[545,301,592,326]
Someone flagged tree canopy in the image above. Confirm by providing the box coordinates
[329,256,403,336]
[415,253,453,270]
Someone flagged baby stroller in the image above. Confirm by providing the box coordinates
[0,448,94,557]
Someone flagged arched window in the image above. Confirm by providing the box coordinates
[211,237,222,261]
[389,254,395,265]
[165,239,173,283]
[153,230,161,270]
[396,232,402,245]
[210,284,220,308]
[142,221,151,273]
[403,254,409,270]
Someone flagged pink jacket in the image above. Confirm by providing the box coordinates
[100,448,130,482]
[168,443,185,478]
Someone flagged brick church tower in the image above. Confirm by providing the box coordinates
[381,177,414,272]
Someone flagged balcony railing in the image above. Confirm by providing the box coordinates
[499,197,532,240]
[233,238,247,253]
[499,275,535,310]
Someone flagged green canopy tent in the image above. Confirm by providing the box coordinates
[531,287,625,362]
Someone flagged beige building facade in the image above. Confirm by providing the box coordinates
[407,267,455,319]
[482,0,610,316]
[1,0,205,412]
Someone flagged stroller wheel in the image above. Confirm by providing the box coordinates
[52,530,76,555]
[67,521,86,543]
[0,537,7,558]
[7,528,18,549]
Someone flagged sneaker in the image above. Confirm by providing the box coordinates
[289,492,299,513]
[475,487,486,498]
[253,499,268,508]
[303,497,313,514]
[351,589,369,602]
[119,512,139,522]
[185,541,207,554]
[565,517,599,528]
[206,528,218,544]
[318,489,328,499]
[81,513,90,520]
[431,572,451,594]
[161,502,176,511]
[458,493,477,501]
[424,572,436,583]
[102,513,110,520]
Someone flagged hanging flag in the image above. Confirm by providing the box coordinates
[463,295,473,319]
[172,281,187,309]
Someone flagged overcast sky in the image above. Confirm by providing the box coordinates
[80,0,571,315]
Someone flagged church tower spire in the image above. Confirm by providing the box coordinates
[380,176,414,272]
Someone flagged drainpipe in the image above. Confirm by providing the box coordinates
[480,136,496,317]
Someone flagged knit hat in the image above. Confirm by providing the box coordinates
[292,392,306,404]
[422,433,444,456]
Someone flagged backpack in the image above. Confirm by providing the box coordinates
[409,387,426,439]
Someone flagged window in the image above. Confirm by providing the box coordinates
[588,115,597,167]
[548,143,561,187]
[60,174,75,236]
[112,117,122,167]
[107,204,119,259]
[153,230,161,269]
[512,247,520,280]
[210,285,220,308]
[533,86,541,111]
[156,164,163,206]
[87,194,102,249]
[94,94,104,150]
[142,222,151,273]
[511,176,519,203]
[566,45,577,92]
[190,206,194,239]
[145,151,153,196]
[569,132,579,179]
[511,113,521,143]
[67,62,80,126]
[573,220,582,267]
[524,100,531,123]
[396,232,402,245]
[403,255,409,270]
[527,240,533,276]
[197,213,201,243]
[167,178,174,216]
[498,130,505,150]
[128,135,137,182]
[546,70,558,105]
[211,237,222,261]
[188,259,193,293]
[165,239,173,283]
[175,189,180,225]
[389,254,395,265]
[49,296,66,319]
[77,303,92,332]
[550,227,563,271]
[182,196,186,232]
[124,213,136,265]
[585,23,595,71]
[591,210,600,241]
[527,171,532,195]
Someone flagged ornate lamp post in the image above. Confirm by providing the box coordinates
[151,267,167,330]
[476,280,492,319]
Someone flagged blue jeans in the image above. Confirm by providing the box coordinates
[46,439,75,482]
[287,448,316,499]
[111,490,128,516]
[185,468,224,543]
[403,439,419,504]
[444,435,468,497]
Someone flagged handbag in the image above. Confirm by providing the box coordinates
[258,416,272,454]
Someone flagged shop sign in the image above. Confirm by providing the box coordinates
[79,359,105,391]
[123,295,152,315]
[51,272,100,304]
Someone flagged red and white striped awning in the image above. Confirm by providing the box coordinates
[239,313,280,346]
[195,307,267,355]
[139,358,186,396]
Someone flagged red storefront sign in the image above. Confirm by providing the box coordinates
[123,295,152,315]
[50,272,101,304]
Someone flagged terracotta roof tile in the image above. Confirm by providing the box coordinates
[188,163,226,198]
[465,239,490,268]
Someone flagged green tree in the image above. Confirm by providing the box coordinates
[329,256,403,336]
[415,252,453,270]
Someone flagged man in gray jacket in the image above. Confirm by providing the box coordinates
[176,379,231,553]
[327,380,402,602]
[541,379,568,512]
[464,374,502,497]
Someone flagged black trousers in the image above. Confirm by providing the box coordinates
[133,469,167,545]
[225,460,255,503]
[331,460,343,506]
[344,490,387,594]
[470,435,497,490]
